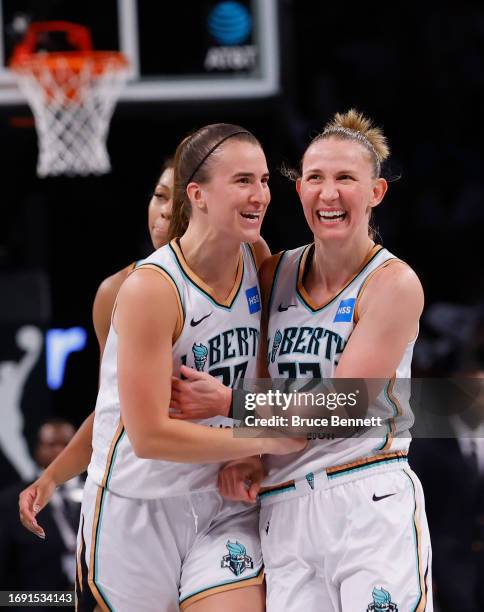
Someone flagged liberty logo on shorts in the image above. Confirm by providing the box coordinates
[246,286,261,314]
[333,297,356,322]
[367,587,398,611]
[269,329,282,363]
[305,472,315,490]
[192,343,208,371]
[221,541,253,576]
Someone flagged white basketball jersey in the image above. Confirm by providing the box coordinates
[88,239,261,499]
[264,243,415,485]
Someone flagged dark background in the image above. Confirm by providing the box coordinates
[1,0,483,431]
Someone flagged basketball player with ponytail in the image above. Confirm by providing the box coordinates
[18,159,175,533]
[177,111,432,610]
[71,124,304,611]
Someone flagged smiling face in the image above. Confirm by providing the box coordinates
[148,166,174,249]
[187,139,270,243]
[297,137,387,244]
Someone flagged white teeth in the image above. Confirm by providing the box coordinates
[241,212,260,219]
[317,210,345,219]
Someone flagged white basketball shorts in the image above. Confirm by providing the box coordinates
[258,452,433,612]
[75,477,263,611]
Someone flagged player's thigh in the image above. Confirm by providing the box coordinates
[77,478,181,612]
[334,468,432,612]
[261,498,335,612]
[184,584,265,611]
[180,499,263,610]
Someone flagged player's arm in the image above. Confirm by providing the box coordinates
[92,265,132,356]
[43,267,131,478]
[19,413,96,538]
[19,269,129,537]
[335,262,423,398]
[325,263,423,423]
[117,268,305,463]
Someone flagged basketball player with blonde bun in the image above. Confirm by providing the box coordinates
[75,124,305,612]
[176,111,433,611]
[19,159,176,539]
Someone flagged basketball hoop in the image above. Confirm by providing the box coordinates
[10,21,129,178]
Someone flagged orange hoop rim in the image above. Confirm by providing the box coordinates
[10,51,129,75]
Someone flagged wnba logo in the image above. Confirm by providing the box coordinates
[207,1,252,46]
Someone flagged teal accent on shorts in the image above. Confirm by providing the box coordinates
[258,482,296,499]
[93,488,115,611]
[402,471,425,611]
[259,454,408,501]
[179,564,264,605]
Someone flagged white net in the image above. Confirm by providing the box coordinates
[12,53,128,177]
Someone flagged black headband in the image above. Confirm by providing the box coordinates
[185,130,250,186]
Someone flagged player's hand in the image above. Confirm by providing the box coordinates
[218,456,265,503]
[170,365,232,420]
[262,436,308,455]
[18,473,56,539]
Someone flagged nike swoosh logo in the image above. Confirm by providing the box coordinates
[278,303,297,312]
[372,493,397,502]
[190,313,212,327]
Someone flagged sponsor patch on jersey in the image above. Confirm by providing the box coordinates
[334,297,356,322]
[246,286,261,314]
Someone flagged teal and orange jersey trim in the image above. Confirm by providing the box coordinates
[296,243,384,313]
[169,239,244,310]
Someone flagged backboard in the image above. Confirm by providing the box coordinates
[0,0,279,104]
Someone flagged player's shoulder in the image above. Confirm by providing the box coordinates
[93,263,134,318]
[369,258,422,297]
[93,264,135,346]
[359,257,424,319]
[115,265,182,335]
[119,263,179,305]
